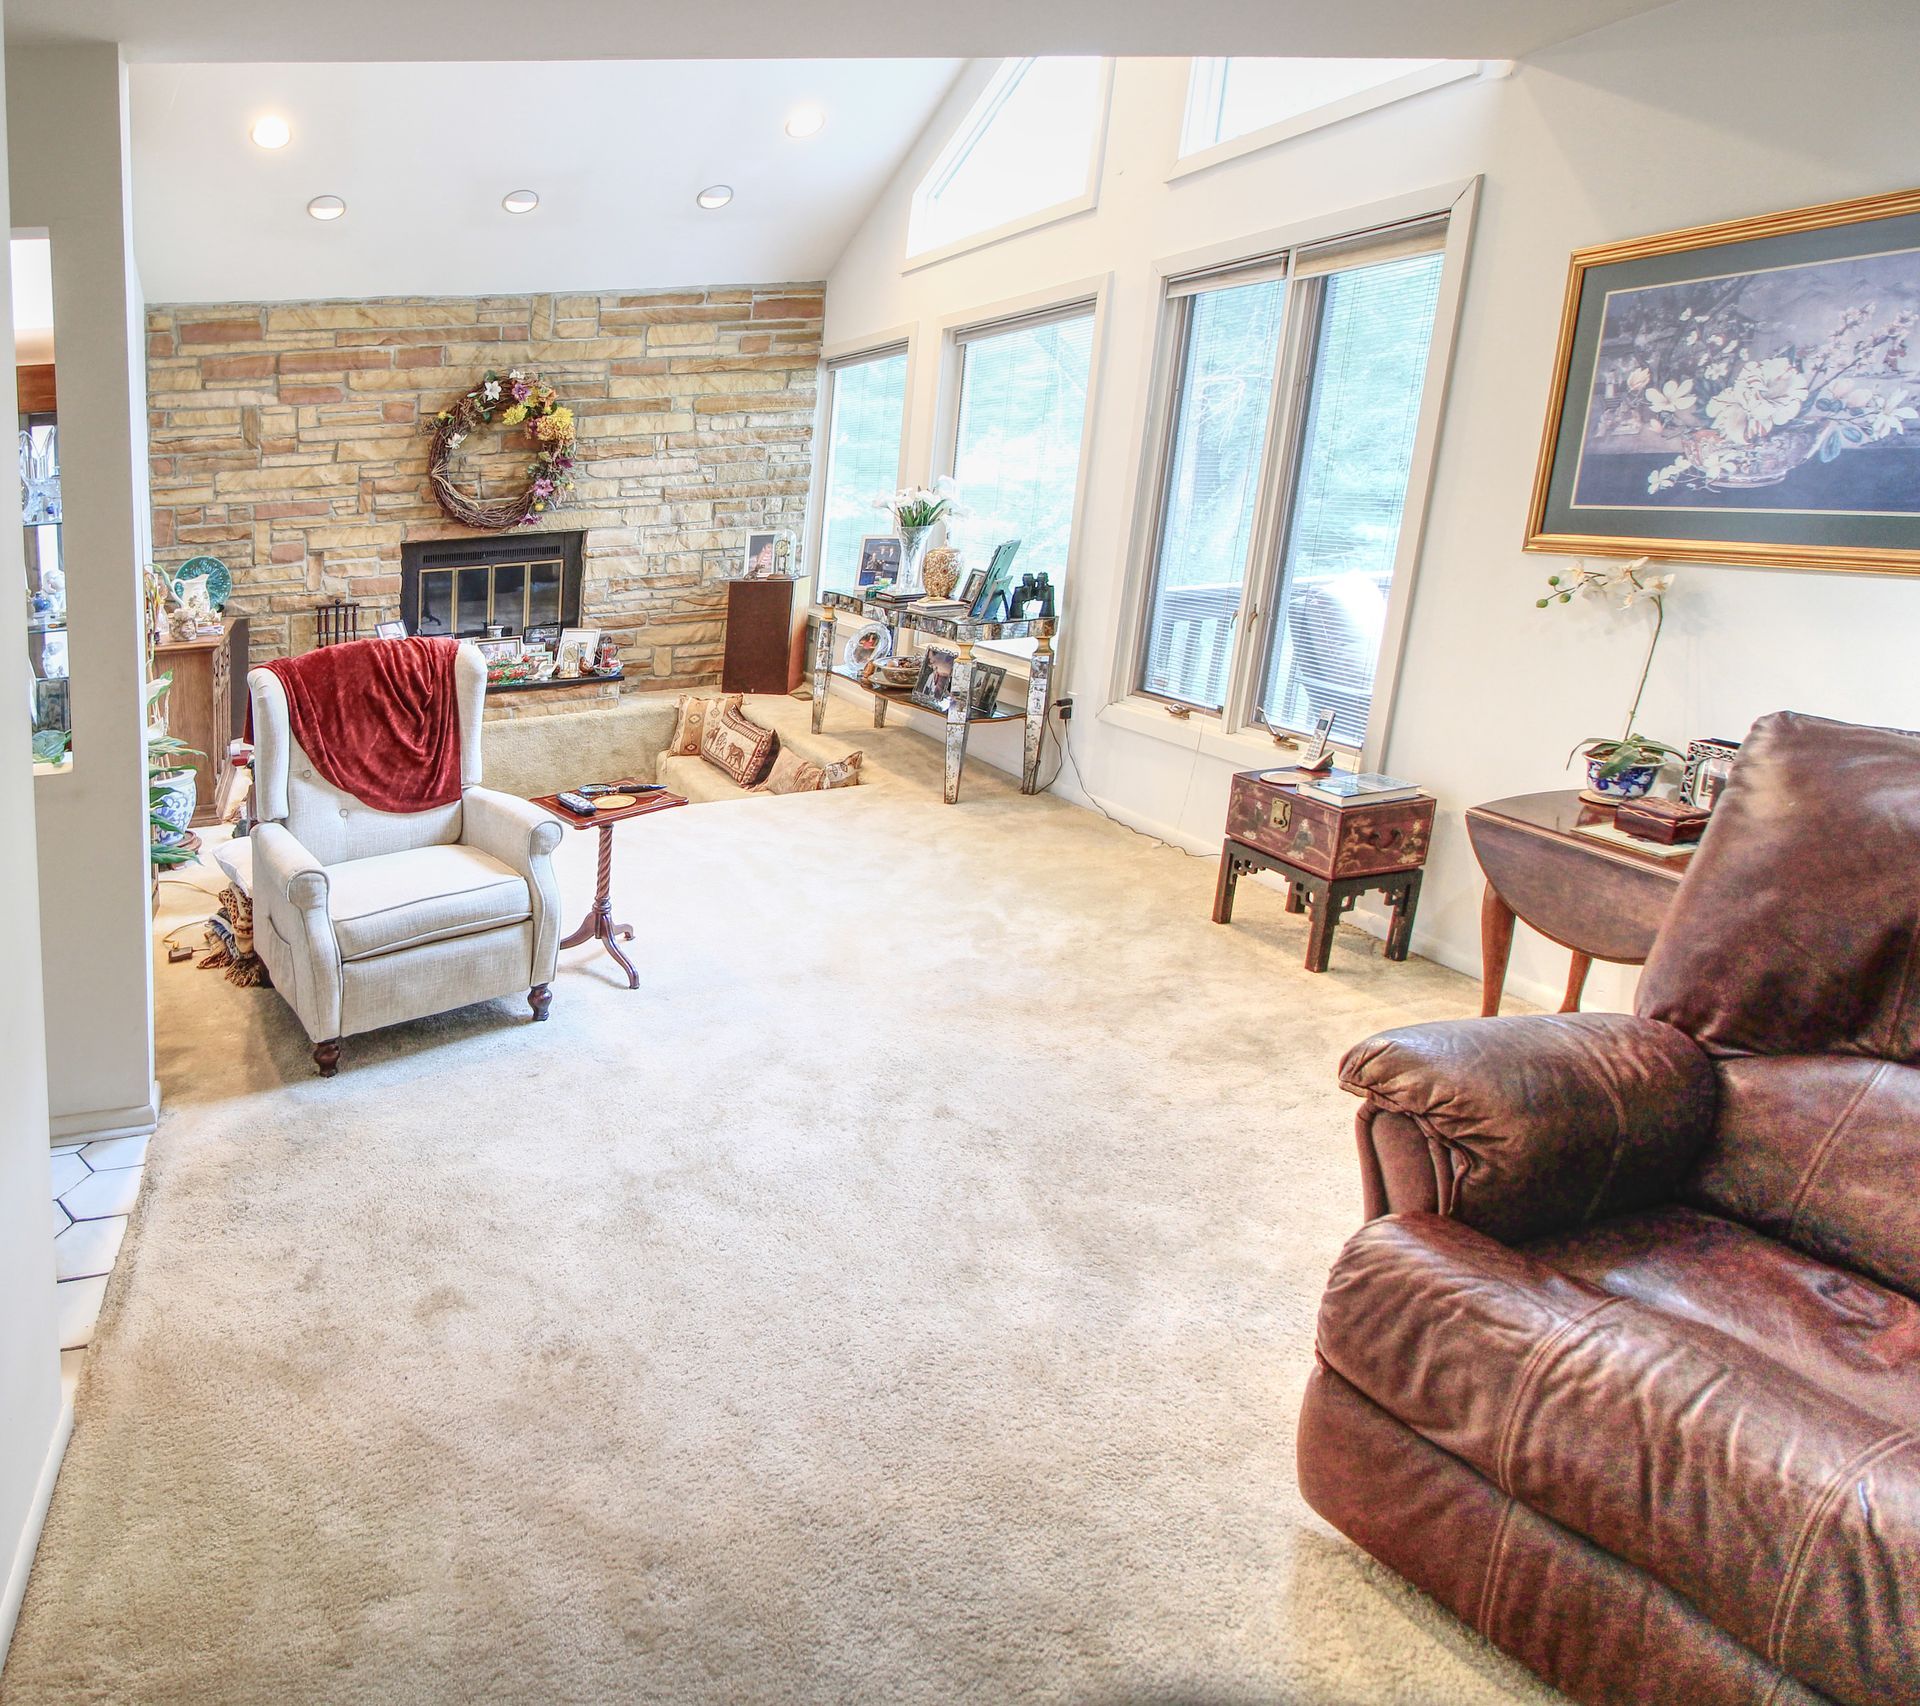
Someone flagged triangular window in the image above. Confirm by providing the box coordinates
[909,58,1107,261]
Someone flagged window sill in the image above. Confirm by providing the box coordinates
[1097,696,1352,770]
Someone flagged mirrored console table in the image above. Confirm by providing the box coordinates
[813,590,1057,804]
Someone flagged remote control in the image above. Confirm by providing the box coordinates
[555,791,596,816]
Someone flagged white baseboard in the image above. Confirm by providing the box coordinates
[49,1079,162,1146]
[0,1384,74,1673]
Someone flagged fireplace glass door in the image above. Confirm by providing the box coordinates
[403,535,580,638]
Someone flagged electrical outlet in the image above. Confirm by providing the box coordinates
[1057,696,1074,722]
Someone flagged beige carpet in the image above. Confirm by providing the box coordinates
[2,700,1559,1705]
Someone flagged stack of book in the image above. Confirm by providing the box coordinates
[1290,771,1422,808]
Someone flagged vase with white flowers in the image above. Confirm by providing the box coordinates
[872,479,962,595]
[1537,556,1684,803]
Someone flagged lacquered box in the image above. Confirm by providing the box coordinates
[1224,769,1434,880]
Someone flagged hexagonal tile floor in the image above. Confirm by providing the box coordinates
[49,1132,147,1351]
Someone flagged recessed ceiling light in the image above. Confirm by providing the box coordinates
[250,115,292,149]
[696,184,733,210]
[502,189,540,215]
[306,195,346,221]
[784,104,827,139]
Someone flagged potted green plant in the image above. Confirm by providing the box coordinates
[1538,556,1682,802]
[146,672,202,869]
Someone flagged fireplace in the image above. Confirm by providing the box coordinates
[400,532,585,638]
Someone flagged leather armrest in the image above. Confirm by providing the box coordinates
[1339,1013,1716,1245]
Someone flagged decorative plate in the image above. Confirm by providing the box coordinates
[173,556,232,610]
[842,621,893,673]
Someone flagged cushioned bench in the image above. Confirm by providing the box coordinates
[480,689,878,805]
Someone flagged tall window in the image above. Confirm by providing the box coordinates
[1133,223,1447,747]
[1138,276,1287,708]
[1180,58,1475,159]
[909,58,1106,259]
[1257,251,1443,742]
[815,347,908,596]
[946,305,1096,596]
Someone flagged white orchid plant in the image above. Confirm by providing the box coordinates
[1591,293,1920,496]
[873,477,963,532]
[1538,557,1684,779]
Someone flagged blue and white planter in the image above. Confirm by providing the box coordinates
[150,769,197,848]
[1584,758,1659,802]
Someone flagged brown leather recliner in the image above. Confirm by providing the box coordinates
[1298,712,1920,1706]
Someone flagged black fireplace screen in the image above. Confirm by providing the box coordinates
[400,532,584,637]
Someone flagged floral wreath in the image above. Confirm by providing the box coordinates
[426,368,576,531]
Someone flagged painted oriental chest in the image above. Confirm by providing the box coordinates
[1224,769,1434,880]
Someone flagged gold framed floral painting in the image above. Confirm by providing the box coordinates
[1526,187,1920,575]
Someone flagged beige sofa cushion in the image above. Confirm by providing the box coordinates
[668,692,742,758]
[700,703,780,788]
[327,844,531,962]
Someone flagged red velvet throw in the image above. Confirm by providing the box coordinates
[261,636,464,814]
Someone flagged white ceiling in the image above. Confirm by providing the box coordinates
[130,61,964,303]
[10,0,1674,62]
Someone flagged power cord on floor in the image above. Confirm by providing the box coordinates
[1040,707,1212,862]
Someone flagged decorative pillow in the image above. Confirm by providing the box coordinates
[754,747,826,795]
[700,704,780,788]
[819,751,864,790]
[668,692,742,758]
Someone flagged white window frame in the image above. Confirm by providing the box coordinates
[1108,179,1481,770]
[931,279,1108,671]
[805,330,916,606]
[905,57,1114,273]
[1170,58,1487,184]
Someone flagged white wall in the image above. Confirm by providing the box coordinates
[0,13,71,1669]
[823,0,1920,1011]
[10,45,159,1139]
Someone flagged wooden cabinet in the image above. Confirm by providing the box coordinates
[153,618,247,827]
[721,577,799,694]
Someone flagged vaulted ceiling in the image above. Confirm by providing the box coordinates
[129,60,964,303]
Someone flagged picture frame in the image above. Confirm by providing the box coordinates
[474,638,523,666]
[856,534,903,591]
[523,621,561,652]
[742,531,784,577]
[970,538,1022,619]
[958,568,987,608]
[1683,737,1741,809]
[841,620,893,675]
[1526,187,1920,575]
[968,661,1008,718]
[374,619,407,640]
[556,627,600,678]
[911,645,958,712]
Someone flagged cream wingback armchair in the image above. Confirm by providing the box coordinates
[248,643,564,1075]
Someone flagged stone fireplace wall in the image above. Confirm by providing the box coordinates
[144,284,823,688]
